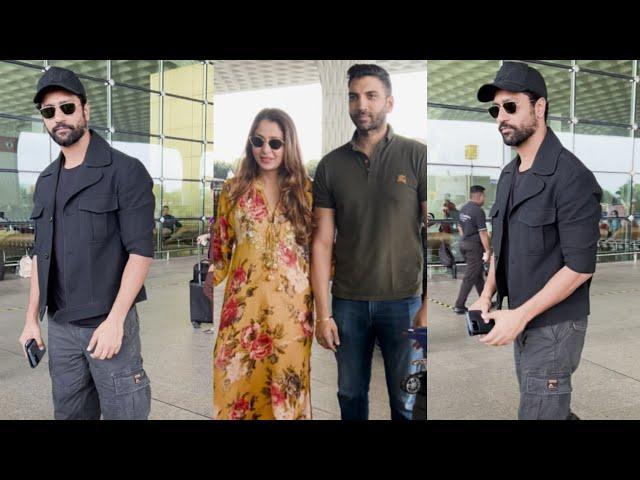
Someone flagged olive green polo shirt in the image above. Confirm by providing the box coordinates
[313,125,427,301]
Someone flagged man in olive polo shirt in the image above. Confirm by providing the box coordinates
[312,64,428,420]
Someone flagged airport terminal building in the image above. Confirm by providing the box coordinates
[426,60,640,269]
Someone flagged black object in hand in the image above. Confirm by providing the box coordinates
[25,339,46,368]
[466,310,494,336]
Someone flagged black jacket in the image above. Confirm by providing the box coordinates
[489,128,602,328]
[30,130,155,324]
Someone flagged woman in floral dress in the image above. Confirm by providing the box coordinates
[212,108,314,420]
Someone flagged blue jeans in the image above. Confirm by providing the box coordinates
[332,295,423,420]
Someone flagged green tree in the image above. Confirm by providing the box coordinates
[306,159,320,178]
[213,160,235,180]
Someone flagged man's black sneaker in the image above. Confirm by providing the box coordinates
[453,307,468,315]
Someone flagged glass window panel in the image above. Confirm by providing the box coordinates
[427,60,501,109]
[84,80,108,128]
[0,118,52,171]
[163,138,203,180]
[111,60,161,90]
[427,107,503,167]
[205,143,213,179]
[206,62,214,103]
[577,60,633,77]
[160,219,205,254]
[163,60,205,100]
[523,62,571,119]
[576,73,632,124]
[0,171,39,258]
[204,180,213,219]
[112,133,162,179]
[426,164,471,264]
[205,103,214,143]
[112,86,160,135]
[595,173,633,253]
[164,96,204,141]
[574,124,632,172]
[0,62,45,118]
[469,166,502,224]
[162,180,203,219]
[48,60,107,80]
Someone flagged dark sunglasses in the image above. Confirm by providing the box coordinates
[488,101,519,119]
[249,136,284,150]
[38,102,78,119]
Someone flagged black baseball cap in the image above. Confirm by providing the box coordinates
[33,66,87,105]
[477,62,547,103]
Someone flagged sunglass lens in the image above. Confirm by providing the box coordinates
[40,107,55,119]
[250,136,264,148]
[268,139,284,150]
[488,106,499,119]
[504,102,517,114]
[60,103,77,115]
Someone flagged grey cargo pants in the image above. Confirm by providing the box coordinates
[514,317,587,420]
[47,306,151,420]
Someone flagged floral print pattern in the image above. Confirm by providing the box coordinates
[212,178,314,420]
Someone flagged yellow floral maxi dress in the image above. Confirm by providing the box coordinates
[212,178,314,420]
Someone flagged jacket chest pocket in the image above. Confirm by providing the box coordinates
[30,204,46,249]
[518,208,556,255]
[489,204,501,247]
[78,195,118,242]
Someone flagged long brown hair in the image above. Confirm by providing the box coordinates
[228,108,313,247]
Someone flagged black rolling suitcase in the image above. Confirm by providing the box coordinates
[189,245,213,328]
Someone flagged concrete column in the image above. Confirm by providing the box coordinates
[316,60,372,156]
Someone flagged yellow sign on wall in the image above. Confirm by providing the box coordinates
[465,144,478,161]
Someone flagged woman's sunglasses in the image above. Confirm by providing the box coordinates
[249,136,284,150]
[488,101,518,119]
[38,102,78,119]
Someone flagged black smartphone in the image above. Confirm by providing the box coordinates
[25,339,46,368]
[465,310,495,336]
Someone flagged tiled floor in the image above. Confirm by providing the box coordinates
[427,260,640,420]
[0,256,391,420]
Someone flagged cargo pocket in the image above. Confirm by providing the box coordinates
[78,195,118,242]
[113,368,151,420]
[520,371,573,420]
[518,208,556,255]
[526,371,572,396]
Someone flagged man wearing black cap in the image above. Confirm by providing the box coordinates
[18,66,155,420]
[469,62,602,420]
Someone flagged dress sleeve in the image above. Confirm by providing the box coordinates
[212,181,236,285]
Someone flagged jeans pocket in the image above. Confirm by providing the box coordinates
[572,318,588,332]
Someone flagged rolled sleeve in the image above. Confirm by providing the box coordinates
[116,158,156,258]
[312,159,335,209]
[557,169,602,274]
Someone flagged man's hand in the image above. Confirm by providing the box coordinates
[412,305,428,349]
[19,316,44,359]
[87,316,125,360]
[482,251,489,263]
[478,308,528,346]
[315,316,340,353]
[197,233,210,247]
[468,295,492,317]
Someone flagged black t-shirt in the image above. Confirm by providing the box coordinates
[503,162,530,293]
[459,201,487,243]
[49,163,81,315]
[49,163,105,327]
